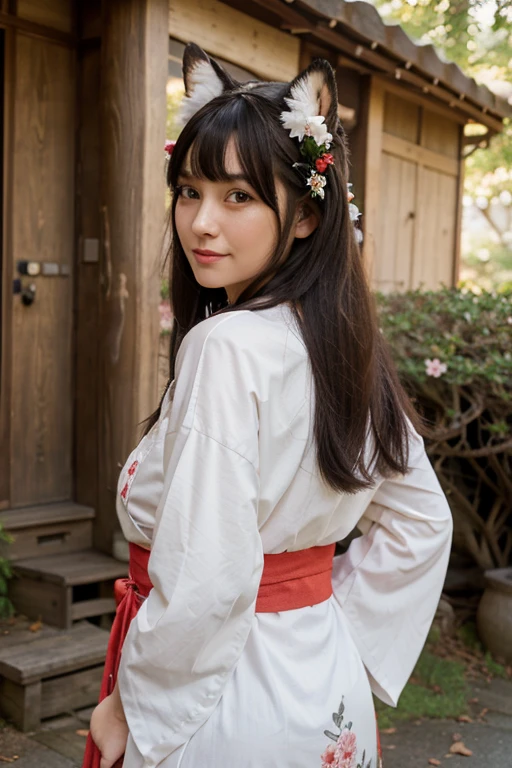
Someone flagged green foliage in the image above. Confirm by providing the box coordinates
[0,523,14,619]
[378,287,512,393]
[375,649,470,728]
[378,288,512,570]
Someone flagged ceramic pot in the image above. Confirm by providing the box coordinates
[476,568,512,664]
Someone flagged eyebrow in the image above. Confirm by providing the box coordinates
[178,169,250,183]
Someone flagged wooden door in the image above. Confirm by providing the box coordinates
[2,31,75,508]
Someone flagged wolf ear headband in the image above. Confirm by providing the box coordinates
[166,44,361,236]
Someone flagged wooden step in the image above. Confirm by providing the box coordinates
[0,502,95,561]
[9,550,127,629]
[0,620,109,731]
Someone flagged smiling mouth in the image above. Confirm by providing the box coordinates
[192,249,229,264]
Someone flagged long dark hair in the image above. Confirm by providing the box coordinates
[146,58,423,493]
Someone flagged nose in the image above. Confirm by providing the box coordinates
[191,199,221,239]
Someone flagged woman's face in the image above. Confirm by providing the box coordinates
[174,138,281,304]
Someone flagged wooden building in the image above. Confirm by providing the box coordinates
[0,0,510,728]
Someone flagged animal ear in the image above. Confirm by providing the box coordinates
[180,43,237,124]
[283,59,338,125]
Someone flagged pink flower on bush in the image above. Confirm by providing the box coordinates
[321,744,337,766]
[425,358,447,378]
[334,728,357,768]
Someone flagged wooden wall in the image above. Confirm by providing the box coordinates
[364,79,463,292]
[169,0,300,81]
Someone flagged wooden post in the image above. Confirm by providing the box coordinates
[97,0,167,552]
[362,77,384,286]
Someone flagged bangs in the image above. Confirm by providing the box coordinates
[168,94,280,210]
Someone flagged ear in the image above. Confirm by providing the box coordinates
[294,204,319,240]
[180,43,237,124]
[283,59,338,125]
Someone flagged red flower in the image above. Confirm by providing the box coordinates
[165,140,176,156]
[315,153,334,173]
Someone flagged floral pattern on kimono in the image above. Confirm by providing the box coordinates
[321,697,380,768]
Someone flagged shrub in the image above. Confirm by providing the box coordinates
[0,523,14,619]
[377,288,512,570]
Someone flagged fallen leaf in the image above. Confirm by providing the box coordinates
[428,760,441,766]
[478,708,489,718]
[0,758,15,764]
[381,727,397,734]
[452,732,462,742]
[76,729,89,737]
[457,714,473,723]
[28,620,42,633]
[384,745,396,750]
[450,741,473,757]
[469,697,479,704]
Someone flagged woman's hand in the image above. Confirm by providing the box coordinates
[89,683,129,768]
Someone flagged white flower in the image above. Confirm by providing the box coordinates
[348,202,360,222]
[280,110,332,146]
[280,109,309,141]
[354,227,363,244]
[307,171,327,199]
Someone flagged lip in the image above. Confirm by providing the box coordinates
[192,248,229,264]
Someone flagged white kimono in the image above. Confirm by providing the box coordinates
[116,303,452,768]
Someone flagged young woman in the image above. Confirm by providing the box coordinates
[85,43,452,768]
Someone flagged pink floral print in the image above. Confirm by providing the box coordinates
[321,697,375,768]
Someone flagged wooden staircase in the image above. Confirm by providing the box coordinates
[0,502,127,729]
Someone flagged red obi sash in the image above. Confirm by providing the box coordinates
[83,542,380,766]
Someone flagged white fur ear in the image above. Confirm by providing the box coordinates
[284,69,326,117]
[283,61,337,123]
[179,58,226,124]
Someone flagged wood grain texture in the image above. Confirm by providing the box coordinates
[362,77,384,284]
[0,26,14,508]
[382,132,459,176]
[169,0,300,81]
[0,677,42,731]
[74,41,101,511]
[383,91,420,144]
[10,33,75,507]
[97,0,167,553]
[17,0,73,34]
[41,664,103,717]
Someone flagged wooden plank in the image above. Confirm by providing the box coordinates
[0,502,95,530]
[41,664,103,717]
[375,77,467,126]
[0,678,41,731]
[98,0,167,553]
[0,26,14,509]
[0,11,75,46]
[0,617,60,649]
[8,576,65,627]
[74,43,101,511]
[17,0,73,34]
[411,166,457,289]
[383,91,420,144]
[362,76,384,283]
[382,132,459,176]
[421,108,460,158]
[0,518,92,561]
[452,126,465,285]
[10,34,75,507]
[13,550,127,586]
[374,152,417,293]
[71,597,116,621]
[169,0,300,82]
[0,622,109,684]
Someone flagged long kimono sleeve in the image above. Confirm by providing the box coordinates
[332,423,453,707]
[117,317,264,767]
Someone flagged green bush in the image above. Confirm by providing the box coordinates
[377,287,512,570]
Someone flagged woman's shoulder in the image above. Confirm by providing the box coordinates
[178,303,305,368]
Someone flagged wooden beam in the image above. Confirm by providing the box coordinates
[169,0,300,81]
[382,133,459,177]
[98,0,167,553]
[0,10,75,46]
[452,125,465,286]
[362,77,384,284]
